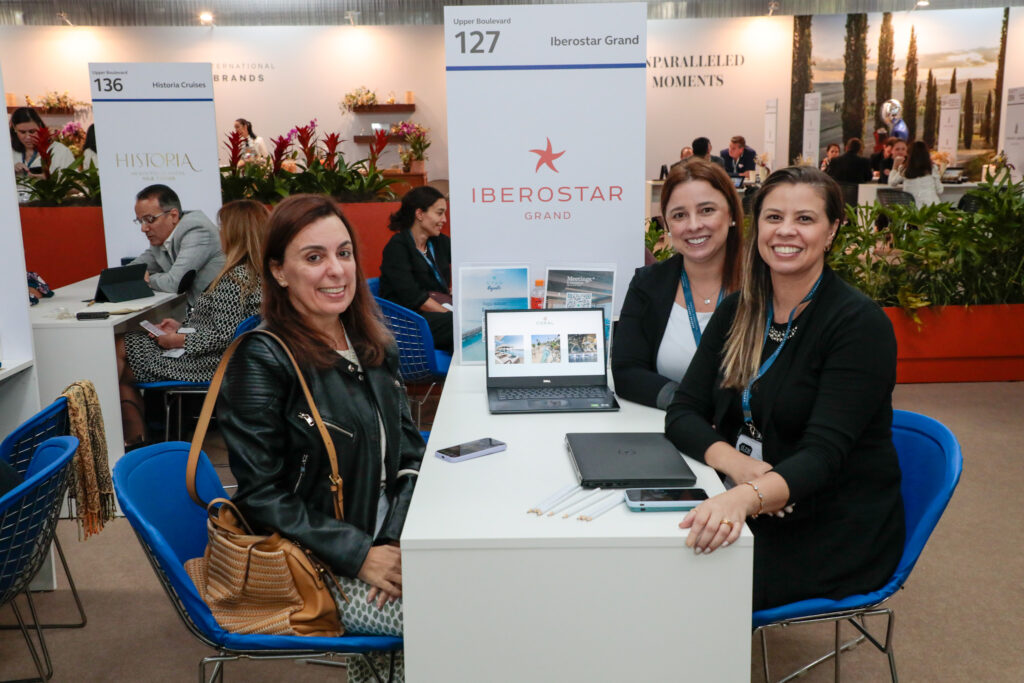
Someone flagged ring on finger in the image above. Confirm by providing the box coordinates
[719,519,734,527]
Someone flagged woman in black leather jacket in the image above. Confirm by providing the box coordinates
[216,194,423,681]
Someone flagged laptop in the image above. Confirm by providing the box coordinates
[565,432,697,488]
[93,263,154,303]
[484,308,619,414]
[941,167,966,184]
[730,175,745,188]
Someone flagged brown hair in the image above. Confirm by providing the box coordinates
[904,140,933,179]
[720,166,843,390]
[207,199,269,298]
[659,160,744,293]
[730,135,746,147]
[262,194,392,369]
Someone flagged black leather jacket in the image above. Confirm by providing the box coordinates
[216,331,424,579]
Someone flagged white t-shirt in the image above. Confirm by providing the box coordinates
[655,303,713,382]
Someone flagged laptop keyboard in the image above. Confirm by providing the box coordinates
[497,386,609,400]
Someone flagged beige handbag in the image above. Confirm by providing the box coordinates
[184,330,347,637]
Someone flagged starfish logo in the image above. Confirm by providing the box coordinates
[529,137,565,173]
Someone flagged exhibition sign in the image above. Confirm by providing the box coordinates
[764,99,779,171]
[444,2,647,365]
[89,62,221,267]
[802,92,822,165]
[937,94,962,161]
[1004,86,1024,182]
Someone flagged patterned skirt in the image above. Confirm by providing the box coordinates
[124,332,222,384]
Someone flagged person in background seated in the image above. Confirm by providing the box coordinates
[720,135,758,177]
[217,194,422,682]
[115,200,268,447]
[129,184,226,303]
[666,166,904,611]
[82,124,98,169]
[819,143,840,173]
[870,135,893,174]
[379,185,453,352]
[889,140,943,206]
[670,145,694,171]
[10,107,74,201]
[233,118,269,160]
[877,138,906,185]
[689,136,726,170]
[612,160,743,409]
[824,138,873,184]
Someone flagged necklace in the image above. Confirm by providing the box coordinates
[767,323,798,342]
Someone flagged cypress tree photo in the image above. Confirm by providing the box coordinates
[874,12,894,130]
[842,13,868,142]
[981,91,993,146]
[964,80,974,149]
[923,70,938,149]
[992,8,1008,144]
[790,15,814,164]
[903,27,919,140]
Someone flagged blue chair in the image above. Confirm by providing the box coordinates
[0,436,79,682]
[0,398,87,631]
[753,409,963,682]
[113,442,402,683]
[373,296,451,428]
[135,315,262,441]
[366,277,381,296]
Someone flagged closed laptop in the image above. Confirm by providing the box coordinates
[565,432,697,488]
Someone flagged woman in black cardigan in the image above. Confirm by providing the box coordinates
[612,161,743,408]
[666,167,904,611]
[379,186,453,352]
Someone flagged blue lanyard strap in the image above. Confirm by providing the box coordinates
[420,241,448,293]
[741,271,824,437]
[679,268,723,346]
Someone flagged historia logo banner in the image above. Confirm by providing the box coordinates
[445,3,646,364]
[90,62,222,267]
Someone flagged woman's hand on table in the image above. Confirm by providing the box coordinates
[678,488,753,555]
[358,544,403,609]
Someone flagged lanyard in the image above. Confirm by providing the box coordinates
[679,268,723,346]
[420,241,448,293]
[741,271,824,438]
[23,150,39,169]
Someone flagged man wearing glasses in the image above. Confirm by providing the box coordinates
[129,184,225,302]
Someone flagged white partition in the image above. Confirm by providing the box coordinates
[0,62,41,437]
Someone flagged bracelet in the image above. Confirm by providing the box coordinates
[743,481,765,518]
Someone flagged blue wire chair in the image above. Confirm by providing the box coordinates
[135,315,262,441]
[373,296,451,429]
[753,410,963,682]
[113,442,402,683]
[366,277,381,297]
[0,436,79,682]
[0,398,87,631]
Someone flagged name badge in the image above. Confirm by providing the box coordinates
[735,433,764,462]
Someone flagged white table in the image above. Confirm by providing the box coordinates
[858,181,978,206]
[401,366,753,681]
[29,276,186,470]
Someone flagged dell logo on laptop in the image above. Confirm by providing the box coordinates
[542,378,551,383]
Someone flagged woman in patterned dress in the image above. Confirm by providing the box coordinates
[115,199,269,446]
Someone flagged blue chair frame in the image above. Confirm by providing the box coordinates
[135,314,262,441]
[366,277,381,297]
[753,409,963,682]
[0,398,87,631]
[373,296,451,428]
[113,442,402,683]
[0,436,79,682]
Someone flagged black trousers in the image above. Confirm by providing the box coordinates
[422,310,453,353]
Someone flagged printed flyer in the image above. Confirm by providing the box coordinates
[458,265,530,364]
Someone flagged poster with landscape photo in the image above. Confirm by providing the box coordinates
[789,8,1008,170]
[458,265,530,364]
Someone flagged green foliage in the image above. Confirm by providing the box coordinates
[17,160,102,206]
[645,218,672,262]
[831,175,1024,314]
[220,156,396,205]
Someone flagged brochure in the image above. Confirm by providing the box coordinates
[544,265,616,341]
[458,265,530,364]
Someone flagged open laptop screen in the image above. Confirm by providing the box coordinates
[484,308,607,385]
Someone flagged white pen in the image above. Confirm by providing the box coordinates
[572,490,620,519]
[538,485,584,515]
[580,492,625,521]
[560,488,605,518]
[528,483,578,515]
[546,488,596,516]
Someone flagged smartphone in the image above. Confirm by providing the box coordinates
[76,311,110,320]
[624,488,708,512]
[435,438,507,463]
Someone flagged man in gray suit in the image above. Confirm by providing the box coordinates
[130,184,225,302]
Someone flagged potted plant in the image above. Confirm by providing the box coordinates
[393,121,429,174]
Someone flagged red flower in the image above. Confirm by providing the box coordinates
[368,129,389,171]
[270,135,292,174]
[224,129,243,174]
[294,121,318,168]
[322,132,345,171]
[32,127,54,180]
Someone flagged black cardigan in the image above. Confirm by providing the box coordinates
[611,254,685,408]
[665,267,904,610]
[379,230,451,311]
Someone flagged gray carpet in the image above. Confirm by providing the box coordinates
[1,382,1022,681]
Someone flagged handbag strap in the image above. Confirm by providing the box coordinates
[185,330,345,520]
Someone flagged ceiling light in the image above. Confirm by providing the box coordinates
[767,1,779,16]
[57,11,73,26]
[916,1,930,6]
[199,11,214,25]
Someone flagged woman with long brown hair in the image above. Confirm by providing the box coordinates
[888,139,943,206]
[116,199,268,446]
[216,194,422,682]
[612,160,744,408]
[665,167,904,611]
